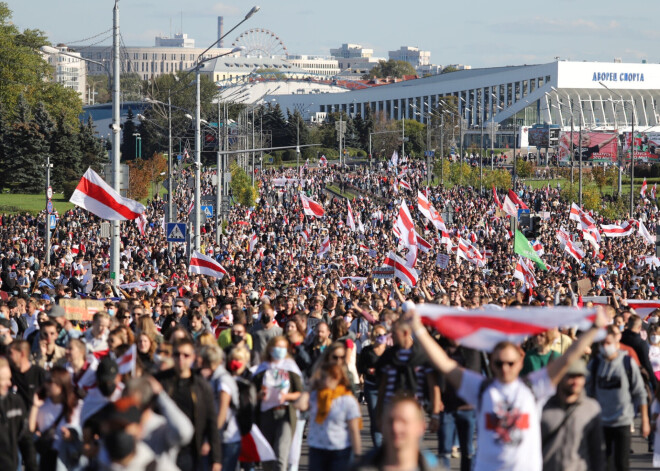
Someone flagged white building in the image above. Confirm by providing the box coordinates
[269,60,660,148]
[44,45,87,101]
[330,43,373,59]
[79,42,231,80]
[286,55,340,79]
[199,56,310,84]
[154,33,195,48]
[388,46,430,67]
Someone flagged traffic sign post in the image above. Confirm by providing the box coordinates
[48,214,57,230]
[166,222,187,243]
[201,205,214,218]
[47,200,53,214]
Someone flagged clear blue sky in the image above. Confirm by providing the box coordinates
[9,0,660,68]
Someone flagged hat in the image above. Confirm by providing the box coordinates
[190,300,201,309]
[565,359,588,376]
[105,397,142,427]
[96,356,119,384]
[47,304,65,318]
[41,293,51,301]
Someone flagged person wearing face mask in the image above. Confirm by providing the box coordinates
[357,325,388,447]
[252,304,283,363]
[649,325,660,383]
[587,325,650,471]
[253,336,303,471]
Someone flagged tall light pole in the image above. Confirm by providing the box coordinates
[192,7,258,251]
[111,0,121,286]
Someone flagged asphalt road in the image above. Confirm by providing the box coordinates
[296,405,657,470]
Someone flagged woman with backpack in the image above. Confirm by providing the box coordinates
[295,363,362,471]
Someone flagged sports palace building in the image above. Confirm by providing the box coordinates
[269,60,660,150]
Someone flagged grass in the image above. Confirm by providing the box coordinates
[0,193,74,215]
[326,184,356,199]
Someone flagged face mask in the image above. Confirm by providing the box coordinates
[650,316,659,324]
[229,359,244,372]
[107,308,115,316]
[375,335,387,345]
[344,316,352,325]
[252,313,259,321]
[652,336,660,345]
[223,309,232,317]
[600,344,618,358]
[104,430,136,462]
[152,353,162,365]
[271,346,287,360]
[619,325,625,332]
[231,333,243,345]
[172,306,181,314]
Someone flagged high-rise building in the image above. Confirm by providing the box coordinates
[43,45,87,101]
[154,32,195,48]
[388,46,430,67]
[330,43,373,59]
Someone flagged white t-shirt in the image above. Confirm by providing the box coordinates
[649,345,660,374]
[458,368,555,471]
[216,373,241,444]
[307,392,361,450]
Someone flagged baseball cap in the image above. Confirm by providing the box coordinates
[47,304,65,318]
[565,359,588,376]
[96,356,119,385]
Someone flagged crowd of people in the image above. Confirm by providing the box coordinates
[1,155,660,471]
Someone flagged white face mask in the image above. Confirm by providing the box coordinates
[600,344,618,358]
[172,306,181,314]
[650,316,659,325]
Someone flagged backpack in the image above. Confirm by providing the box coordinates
[587,354,634,397]
[234,375,257,436]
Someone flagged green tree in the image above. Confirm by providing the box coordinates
[441,66,458,74]
[121,108,138,161]
[79,116,108,172]
[591,166,607,194]
[286,109,309,149]
[50,112,82,191]
[121,73,144,102]
[364,59,417,79]
[263,103,288,148]
[229,162,256,207]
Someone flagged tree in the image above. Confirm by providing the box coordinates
[50,112,82,191]
[286,109,309,149]
[263,104,288,148]
[121,108,138,161]
[364,59,417,79]
[229,162,256,207]
[79,116,108,172]
[441,66,459,74]
[121,73,144,102]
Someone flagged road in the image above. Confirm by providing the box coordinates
[296,406,656,470]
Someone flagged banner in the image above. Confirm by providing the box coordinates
[59,298,105,321]
[557,131,618,163]
[622,132,660,162]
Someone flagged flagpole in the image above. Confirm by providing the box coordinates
[110,0,121,287]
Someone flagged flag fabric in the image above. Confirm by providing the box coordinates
[416,304,598,352]
[492,186,502,210]
[597,276,606,291]
[117,344,137,375]
[346,200,356,232]
[652,183,657,200]
[317,236,330,258]
[638,220,656,245]
[189,251,228,278]
[622,300,660,316]
[395,201,418,248]
[239,424,277,463]
[457,238,486,267]
[502,195,518,218]
[300,229,310,245]
[569,203,596,229]
[440,230,453,250]
[390,151,399,168]
[399,179,412,191]
[187,198,194,215]
[556,228,571,246]
[417,191,446,232]
[319,155,327,167]
[582,228,600,253]
[564,239,585,263]
[507,190,529,210]
[601,221,635,238]
[514,230,547,270]
[136,214,147,236]
[70,168,145,220]
[383,252,419,287]
[641,177,648,197]
[532,240,544,256]
[415,233,432,253]
[514,256,538,288]
[300,193,325,218]
[249,233,258,252]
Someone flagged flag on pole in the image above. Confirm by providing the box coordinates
[189,251,228,278]
[319,155,327,167]
[641,177,648,197]
[239,424,277,463]
[317,236,330,258]
[564,238,585,263]
[416,303,598,351]
[117,344,137,375]
[502,195,518,218]
[514,256,538,288]
[346,200,356,232]
[492,185,502,210]
[418,191,447,232]
[383,251,419,286]
[514,230,547,270]
[300,193,325,218]
[456,238,486,267]
[395,201,418,248]
[508,190,528,209]
[638,220,656,245]
[70,168,145,220]
[249,233,258,252]
[569,203,596,229]
[652,183,657,200]
[601,221,635,238]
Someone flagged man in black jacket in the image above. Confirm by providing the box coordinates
[156,337,221,471]
[0,356,37,471]
[621,314,658,389]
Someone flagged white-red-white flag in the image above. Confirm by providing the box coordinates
[502,195,518,218]
[457,238,486,267]
[601,221,635,238]
[569,203,597,229]
[399,179,412,191]
[638,220,656,245]
[383,251,419,287]
[652,183,657,200]
[239,424,276,462]
[136,214,147,236]
[249,233,258,252]
[317,236,330,258]
[300,193,325,218]
[189,251,228,278]
[564,239,584,263]
[514,256,538,288]
[492,185,502,210]
[117,344,137,375]
[418,191,446,232]
[416,303,598,351]
[508,190,529,210]
[641,177,648,197]
[346,200,356,232]
[70,168,145,220]
[395,201,418,248]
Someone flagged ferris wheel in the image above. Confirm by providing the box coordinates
[231,28,288,58]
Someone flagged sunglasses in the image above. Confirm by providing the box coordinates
[493,360,515,369]
[174,351,193,358]
[118,316,130,320]
[332,355,345,360]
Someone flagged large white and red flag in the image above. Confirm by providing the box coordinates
[440,230,453,250]
[416,303,598,351]
[300,193,325,218]
[70,168,145,220]
[637,220,656,245]
[239,424,276,463]
[317,236,330,258]
[622,300,660,317]
[383,252,419,287]
[601,221,635,238]
[117,344,137,375]
[189,251,228,278]
[564,239,585,263]
[652,183,657,200]
[502,195,518,218]
[508,190,529,210]
[415,233,432,253]
[514,257,538,289]
[418,191,447,232]
[641,177,648,197]
[249,233,258,252]
[457,238,486,267]
[569,203,597,229]
[346,200,356,232]
[492,185,503,210]
[395,201,418,248]
[399,179,412,191]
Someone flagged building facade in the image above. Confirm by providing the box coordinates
[388,46,430,67]
[286,55,340,79]
[44,45,87,101]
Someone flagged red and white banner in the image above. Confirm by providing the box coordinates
[569,203,596,229]
[70,168,145,220]
[383,252,419,287]
[417,304,598,351]
[564,239,584,263]
[418,191,447,232]
[601,221,635,238]
[240,424,276,463]
[317,236,330,258]
[117,344,136,375]
[300,193,325,218]
[457,238,486,267]
[508,190,529,210]
[346,200,356,232]
[119,281,158,292]
[623,300,660,317]
[189,251,228,279]
[514,257,537,288]
[532,240,544,256]
[399,179,412,191]
[416,233,432,253]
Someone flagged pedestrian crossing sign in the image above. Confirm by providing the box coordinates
[202,205,214,217]
[166,223,186,242]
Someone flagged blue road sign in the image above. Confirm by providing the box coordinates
[49,214,57,230]
[518,208,530,219]
[201,205,214,217]
[166,223,187,242]
[47,200,53,214]
[177,154,183,161]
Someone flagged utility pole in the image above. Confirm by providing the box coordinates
[630,107,635,217]
[512,111,517,189]
[110,0,121,286]
[480,120,484,194]
[426,118,431,186]
[440,112,444,185]
[193,65,201,251]
[402,116,406,161]
[216,99,222,245]
[45,155,51,266]
[578,114,583,206]
[167,91,173,253]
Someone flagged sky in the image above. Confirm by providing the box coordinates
[9,0,660,68]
